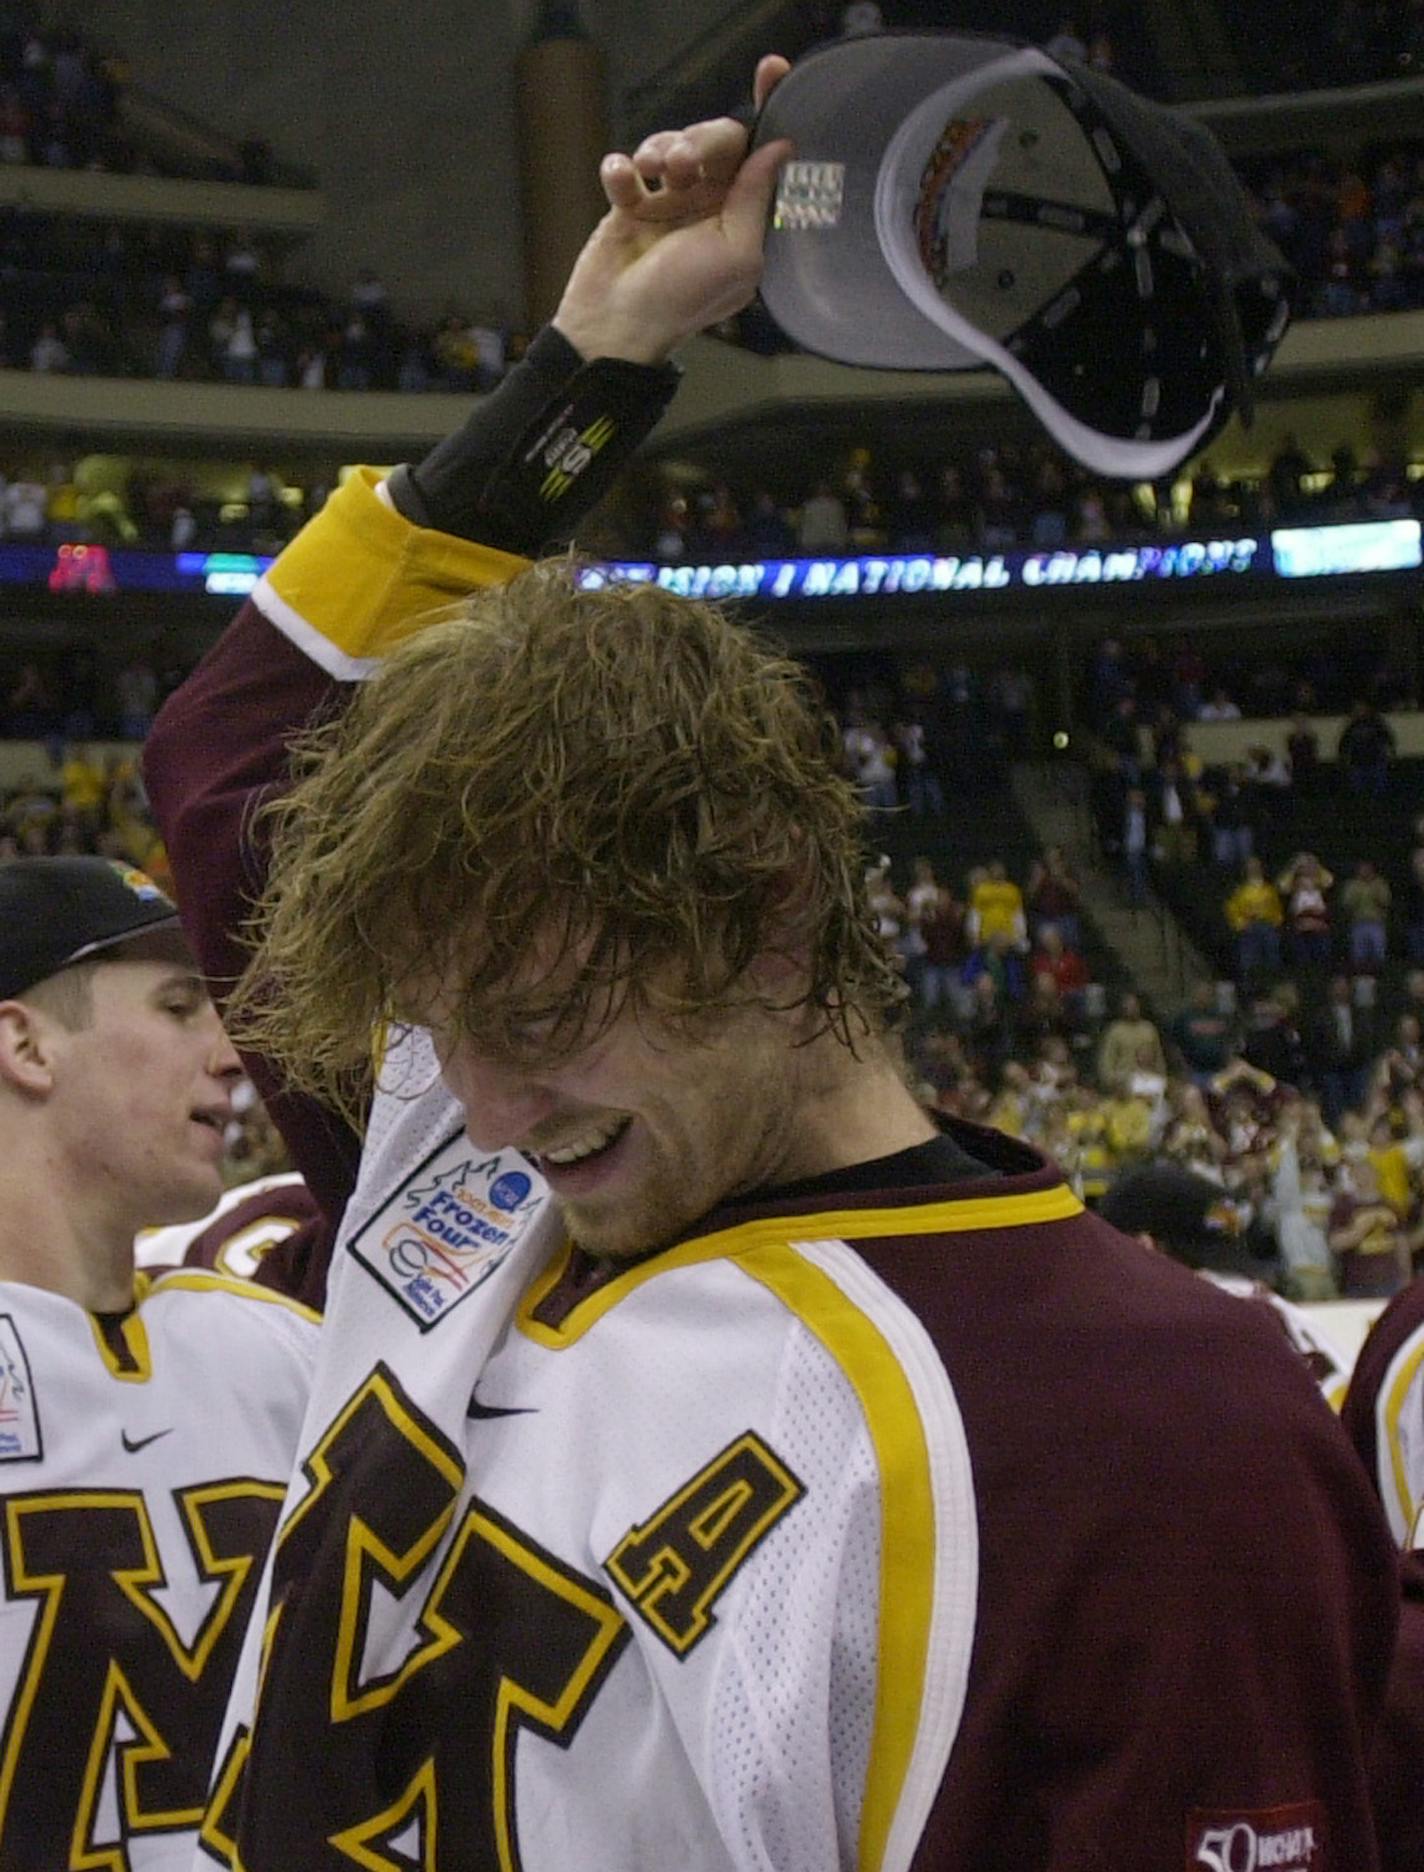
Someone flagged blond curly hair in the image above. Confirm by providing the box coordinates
[231,561,903,1119]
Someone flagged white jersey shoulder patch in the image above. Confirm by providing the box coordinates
[346,1129,546,1328]
[0,1314,41,1462]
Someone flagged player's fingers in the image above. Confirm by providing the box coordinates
[753,54,791,111]
[600,153,712,221]
[600,154,726,223]
[630,129,683,183]
[664,115,750,188]
[718,135,794,245]
[600,152,652,212]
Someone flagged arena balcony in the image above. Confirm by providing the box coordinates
[0,161,323,240]
[1,304,1419,468]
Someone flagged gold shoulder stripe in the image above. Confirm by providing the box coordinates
[517,1184,1082,1349]
[263,468,528,665]
[147,1268,322,1327]
[736,1241,933,1872]
[1383,1326,1424,1536]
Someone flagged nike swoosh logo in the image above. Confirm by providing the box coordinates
[121,1428,174,1454]
[466,1388,536,1421]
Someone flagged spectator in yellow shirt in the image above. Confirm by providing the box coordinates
[968,860,1026,947]
[1099,1075,1154,1167]
[1340,859,1391,973]
[986,1061,1031,1137]
[59,744,107,836]
[1225,856,1283,985]
[1097,990,1167,1084]
[1366,1115,1423,1218]
[1065,1093,1112,1200]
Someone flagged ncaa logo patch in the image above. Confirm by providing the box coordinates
[347,1131,546,1330]
[0,1316,42,1462]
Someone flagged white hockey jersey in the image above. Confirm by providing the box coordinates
[200,1037,1391,1872]
[0,1268,318,1870]
[199,1047,989,1871]
[171,474,1394,1872]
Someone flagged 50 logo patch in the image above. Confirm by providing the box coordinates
[1188,1803,1326,1872]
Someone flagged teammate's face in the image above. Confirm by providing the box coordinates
[47,955,241,1230]
[435,985,820,1260]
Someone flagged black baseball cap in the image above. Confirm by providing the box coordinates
[0,857,185,1001]
[1098,1163,1272,1279]
[754,33,1292,479]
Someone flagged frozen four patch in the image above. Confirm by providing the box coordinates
[347,1131,546,1330]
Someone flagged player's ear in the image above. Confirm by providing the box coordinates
[0,1000,61,1098]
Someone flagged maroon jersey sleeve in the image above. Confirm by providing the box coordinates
[722,1120,1400,1870]
[144,603,360,1301]
[901,1220,1395,1871]
[1373,1553,1424,1872]
[1341,1277,1424,1868]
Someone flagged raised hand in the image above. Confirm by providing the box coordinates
[554,54,792,365]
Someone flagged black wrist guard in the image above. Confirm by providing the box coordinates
[391,326,680,556]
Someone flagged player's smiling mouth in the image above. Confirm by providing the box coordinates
[531,1115,632,1176]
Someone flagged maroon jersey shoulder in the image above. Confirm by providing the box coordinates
[852,1189,1392,1872]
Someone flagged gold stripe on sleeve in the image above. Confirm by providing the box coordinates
[262,467,529,665]
[1383,1328,1424,1540]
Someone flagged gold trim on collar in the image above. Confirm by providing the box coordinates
[88,1273,154,1383]
[518,1184,1083,1349]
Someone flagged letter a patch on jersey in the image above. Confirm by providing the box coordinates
[1187,1801,1326,1872]
[605,1432,803,1655]
[0,1316,41,1462]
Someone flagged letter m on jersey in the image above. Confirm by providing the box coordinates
[0,1481,284,1868]
[604,1432,804,1655]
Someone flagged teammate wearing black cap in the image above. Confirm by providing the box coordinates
[144,50,1398,1872]
[0,856,244,1305]
[0,856,318,1870]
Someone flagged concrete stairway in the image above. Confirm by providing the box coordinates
[1010,760,1214,1018]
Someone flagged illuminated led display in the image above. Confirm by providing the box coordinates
[0,522,1415,605]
